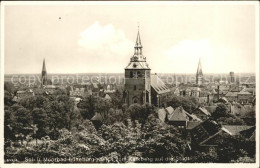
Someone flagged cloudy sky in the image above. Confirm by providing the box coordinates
[4,2,258,74]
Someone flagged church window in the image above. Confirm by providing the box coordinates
[134,85,137,90]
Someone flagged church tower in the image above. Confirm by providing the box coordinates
[41,58,48,86]
[196,58,203,85]
[124,28,151,106]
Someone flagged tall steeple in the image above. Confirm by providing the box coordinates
[41,58,48,86]
[196,58,203,85]
[124,26,151,106]
[131,26,146,63]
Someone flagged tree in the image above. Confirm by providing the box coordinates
[77,96,95,120]
[32,108,48,139]
[167,95,199,113]
[211,103,230,119]
[4,82,16,94]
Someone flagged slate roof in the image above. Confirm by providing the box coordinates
[151,74,171,94]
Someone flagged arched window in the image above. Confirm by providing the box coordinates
[130,71,133,78]
[134,85,137,90]
[133,97,138,104]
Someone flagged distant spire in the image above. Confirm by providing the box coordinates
[196,57,203,85]
[42,58,46,72]
[196,57,203,76]
[41,58,47,86]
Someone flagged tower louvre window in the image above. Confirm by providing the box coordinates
[130,71,133,78]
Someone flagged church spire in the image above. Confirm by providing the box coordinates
[41,58,47,86]
[42,58,46,72]
[131,25,146,62]
[196,57,203,85]
[196,57,203,76]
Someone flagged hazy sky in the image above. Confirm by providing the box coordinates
[4,3,257,74]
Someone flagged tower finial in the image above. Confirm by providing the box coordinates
[138,22,139,31]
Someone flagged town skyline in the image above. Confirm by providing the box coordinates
[4,3,257,74]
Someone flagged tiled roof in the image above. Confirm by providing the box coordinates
[91,113,103,121]
[185,112,202,121]
[93,83,99,89]
[158,108,166,122]
[168,106,187,121]
[104,94,112,100]
[197,107,211,116]
[165,106,174,115]
[204,106,217,114]
[225,92,238,97]
[222,125,254,136]
[151,74,171,94]
[241,88,255,94]
[238,91,252,95]
[187,121,202,130]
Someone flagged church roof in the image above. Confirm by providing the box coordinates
[151,74,170,94]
